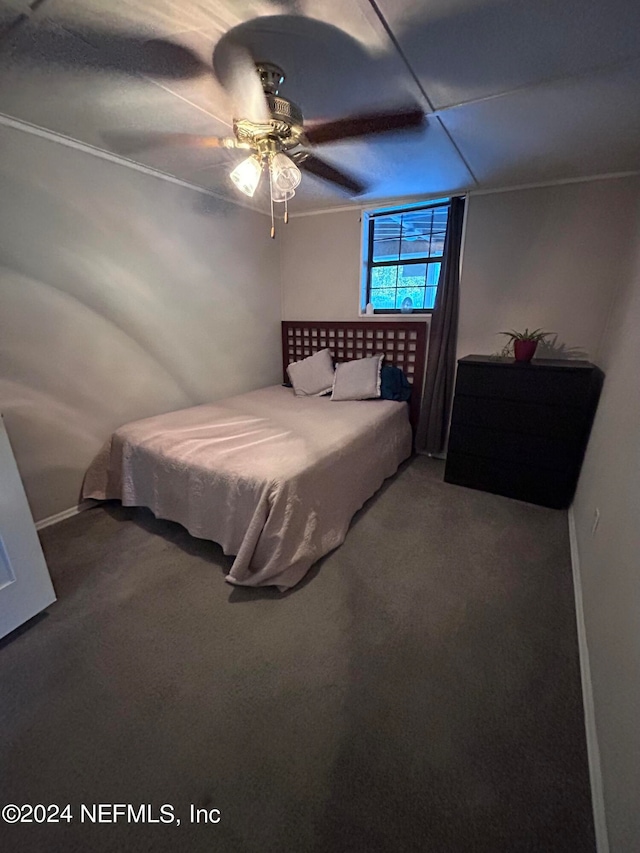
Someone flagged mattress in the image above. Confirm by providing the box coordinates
[82,385,412,590]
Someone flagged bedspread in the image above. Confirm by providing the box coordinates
[82,385,412,590]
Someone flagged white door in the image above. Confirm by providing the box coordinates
[0,414,56,639]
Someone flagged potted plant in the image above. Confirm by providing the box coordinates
[499,328,553,363]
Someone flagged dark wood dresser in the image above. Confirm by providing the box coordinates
[444,355,604,508]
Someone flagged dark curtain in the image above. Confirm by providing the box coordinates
[416,195,466,455]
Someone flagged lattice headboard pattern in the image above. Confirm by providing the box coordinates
[281,320,427,432]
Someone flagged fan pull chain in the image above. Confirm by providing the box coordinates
[269,167,275,239]
[284,198,289,224]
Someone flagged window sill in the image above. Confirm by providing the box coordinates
[359,310,433,317]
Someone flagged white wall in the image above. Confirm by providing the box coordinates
[281,179,640,365]
[0,124,281,523]
[458,178,640,361]
[572,203,640,853]
[281,208,364,320]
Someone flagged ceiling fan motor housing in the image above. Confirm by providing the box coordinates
[233,62,304,151]
[266,94,303,130]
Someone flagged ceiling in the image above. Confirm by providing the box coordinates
[1,0,640,215]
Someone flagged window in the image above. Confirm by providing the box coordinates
[362,200,450,313]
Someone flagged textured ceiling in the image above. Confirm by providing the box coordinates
[1,0,639,214]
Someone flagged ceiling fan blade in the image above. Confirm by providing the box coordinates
[212,38,270,124]
[304,107,425,146]
[292,152,367,195]
[3,21,209,80]
[103,133,237,156]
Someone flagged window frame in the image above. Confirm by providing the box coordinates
[362,199,451,315]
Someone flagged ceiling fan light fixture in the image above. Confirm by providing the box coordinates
[230,155,262,197]
[269,184,296,204]
[269,152,301,200]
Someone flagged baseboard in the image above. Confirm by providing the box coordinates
[35,500,97,531]
[568,507,610,853]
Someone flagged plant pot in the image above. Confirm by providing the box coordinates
[514,339,538,362]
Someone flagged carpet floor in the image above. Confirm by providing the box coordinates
[0,457,595,852]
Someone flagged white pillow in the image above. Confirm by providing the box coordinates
[287,348,335,396]
[331,354,384,401]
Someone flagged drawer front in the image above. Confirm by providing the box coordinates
[450,395,589,441]
[455,363,594,407]
[447,423,580,474]
[444,452,576,508]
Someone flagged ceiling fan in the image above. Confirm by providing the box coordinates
[110,41,425,236]
[0,11,426,235]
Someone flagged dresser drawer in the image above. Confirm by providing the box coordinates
[450,395,589,440]
[444,452,575,508]
[455,363,594,407]
[447,423,580,474]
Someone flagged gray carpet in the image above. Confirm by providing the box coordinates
[1,457,595,852]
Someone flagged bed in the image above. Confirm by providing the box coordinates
[83,320,427,590]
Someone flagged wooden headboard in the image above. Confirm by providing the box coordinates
[281,320,427,432]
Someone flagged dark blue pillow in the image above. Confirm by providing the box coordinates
[380,365,412,402]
